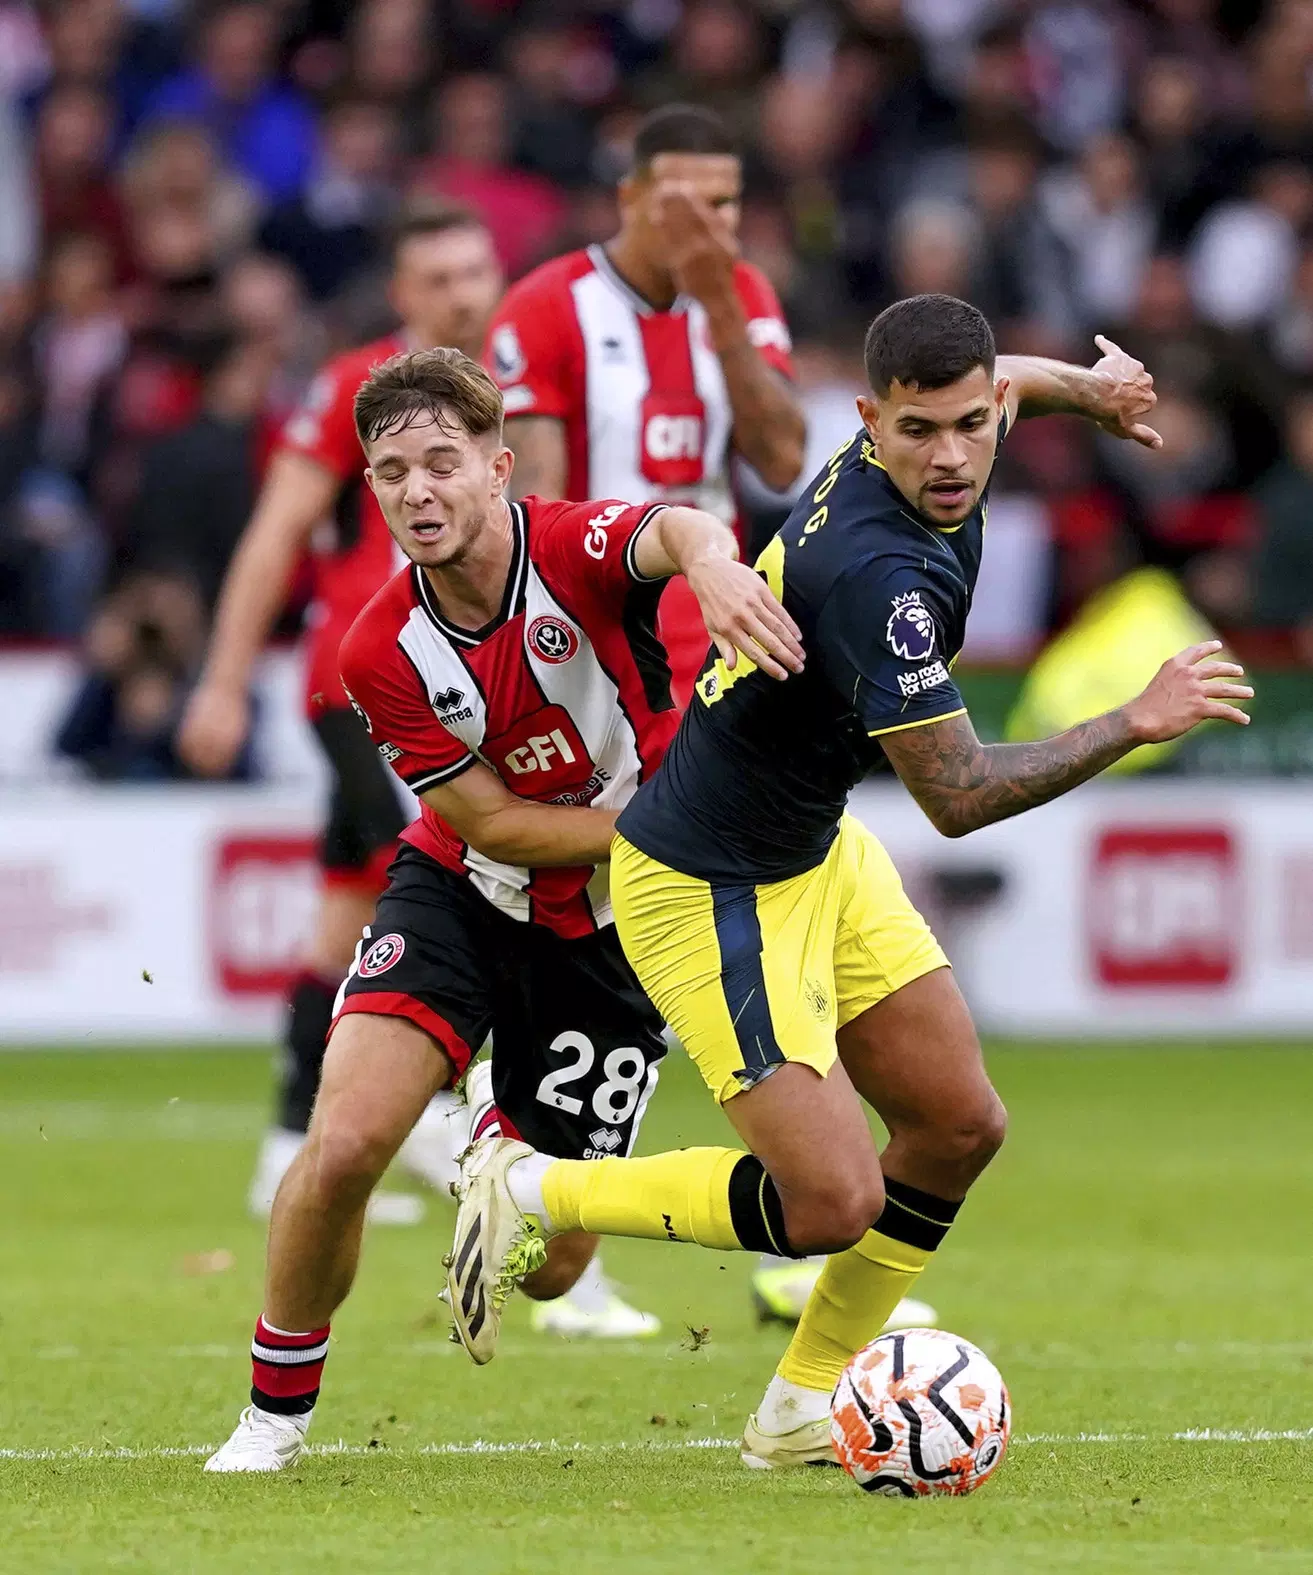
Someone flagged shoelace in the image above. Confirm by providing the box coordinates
[493,1224,547,1310]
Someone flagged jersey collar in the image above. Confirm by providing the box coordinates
[589,244,692,317]
[413,501,530,647]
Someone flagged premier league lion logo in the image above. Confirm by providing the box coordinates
[886,592,937,662]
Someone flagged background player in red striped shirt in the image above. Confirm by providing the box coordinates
[204,348,802,1471]
[178,211,503,1223]
[484,104,806,703]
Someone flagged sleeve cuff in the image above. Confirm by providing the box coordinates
[868,707,967,739]
[402,754,476,792]
[623,505,672,583]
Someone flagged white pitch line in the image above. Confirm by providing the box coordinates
[2,1430,1312,1463]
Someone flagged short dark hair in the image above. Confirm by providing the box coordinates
[863,295,996,396]
[354,347,503,448]
[632,104,736,172]
[389,205,486,264]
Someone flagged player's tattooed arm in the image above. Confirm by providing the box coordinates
[504,416,568,500]
[421,760,618,866]
[997,338,1162,449]
[881,643,1252,838]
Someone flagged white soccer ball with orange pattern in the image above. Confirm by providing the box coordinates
[830,1328,1010,1496]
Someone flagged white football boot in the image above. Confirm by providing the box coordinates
[247,1128,425,1226]
[741,1376,839,1470]
[446,1137,546,1364]
[204,1406,309,1473]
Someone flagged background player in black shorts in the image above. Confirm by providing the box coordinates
[204,348,801,1471]
[179,212,504,1224]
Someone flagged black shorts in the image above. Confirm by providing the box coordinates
[333,845,666,1161]
[312,708,409,883]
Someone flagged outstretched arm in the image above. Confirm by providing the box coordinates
[632,505,804,679]
[997,337,1163,449]
[880,643,1251,838]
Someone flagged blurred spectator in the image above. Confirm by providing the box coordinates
[1131,55,1217,246]
[143,1,317,204]
[220,251,321,400]
[1189,162,1313,329]
[506,24,599,190]
[35,84,132,280]
[1250,390,1313,661]
[346,0,435,157]
[120,120,260,263]
[637,0,768,149]
[961,127,1074,345]
[1268,247,1313,382]
[258,98,397,301]
[410,73,567,279]
[1023,0,1128,154]
[123,338,278,609]
[1040,131,1156,329]
[0,93,37,287]
[54,569,222,780]
[31,230,126,483]
[10,468,106,635]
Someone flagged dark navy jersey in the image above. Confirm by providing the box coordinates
[616,423,1003,883]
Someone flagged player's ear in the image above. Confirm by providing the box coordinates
[363,465,378,498]
[856,394,879,442]
[490,442,514,497]
[993,375,1010,421]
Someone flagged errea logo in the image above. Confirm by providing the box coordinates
[432,687,474,724]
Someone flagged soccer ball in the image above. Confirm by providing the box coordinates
[831,1328,1010,1496]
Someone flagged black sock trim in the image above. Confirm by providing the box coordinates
[252,1385,317,1417]
[875,1179,960,1252]
[727,1155,800,1258]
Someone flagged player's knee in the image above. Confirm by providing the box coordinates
[306,1118,395,1205]
[927,1089,1008,1179]
[786,1173,885,1256]
[520,1231,597,1301]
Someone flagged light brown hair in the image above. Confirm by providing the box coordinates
[353,347,504,448]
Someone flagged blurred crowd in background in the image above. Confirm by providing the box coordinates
[1,0,1312,778]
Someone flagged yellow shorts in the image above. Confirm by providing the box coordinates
[610,816,948,1105]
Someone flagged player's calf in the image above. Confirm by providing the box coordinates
[519,1230,599,1302]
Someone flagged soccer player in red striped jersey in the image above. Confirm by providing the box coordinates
[484,103,806,703]
[179,211,505,1229]
[204,347,802,1471]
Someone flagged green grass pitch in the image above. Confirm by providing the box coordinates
[1,1043,1311,1573]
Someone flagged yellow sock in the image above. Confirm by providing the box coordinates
[541,1148,753,1250]
[776,1178,961,1391]
[777,1230,930,1390]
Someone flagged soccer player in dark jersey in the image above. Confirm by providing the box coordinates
[445,294,1254,1466]
[204,348,802,1471]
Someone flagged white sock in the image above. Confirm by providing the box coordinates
[506,1152,554,1226]
[756,1373,831,1434]
[562,1253,610,1312]
[465,1060,500,1141]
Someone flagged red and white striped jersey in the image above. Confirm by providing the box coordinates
[338,496,680,940]
[483,246,793,521]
